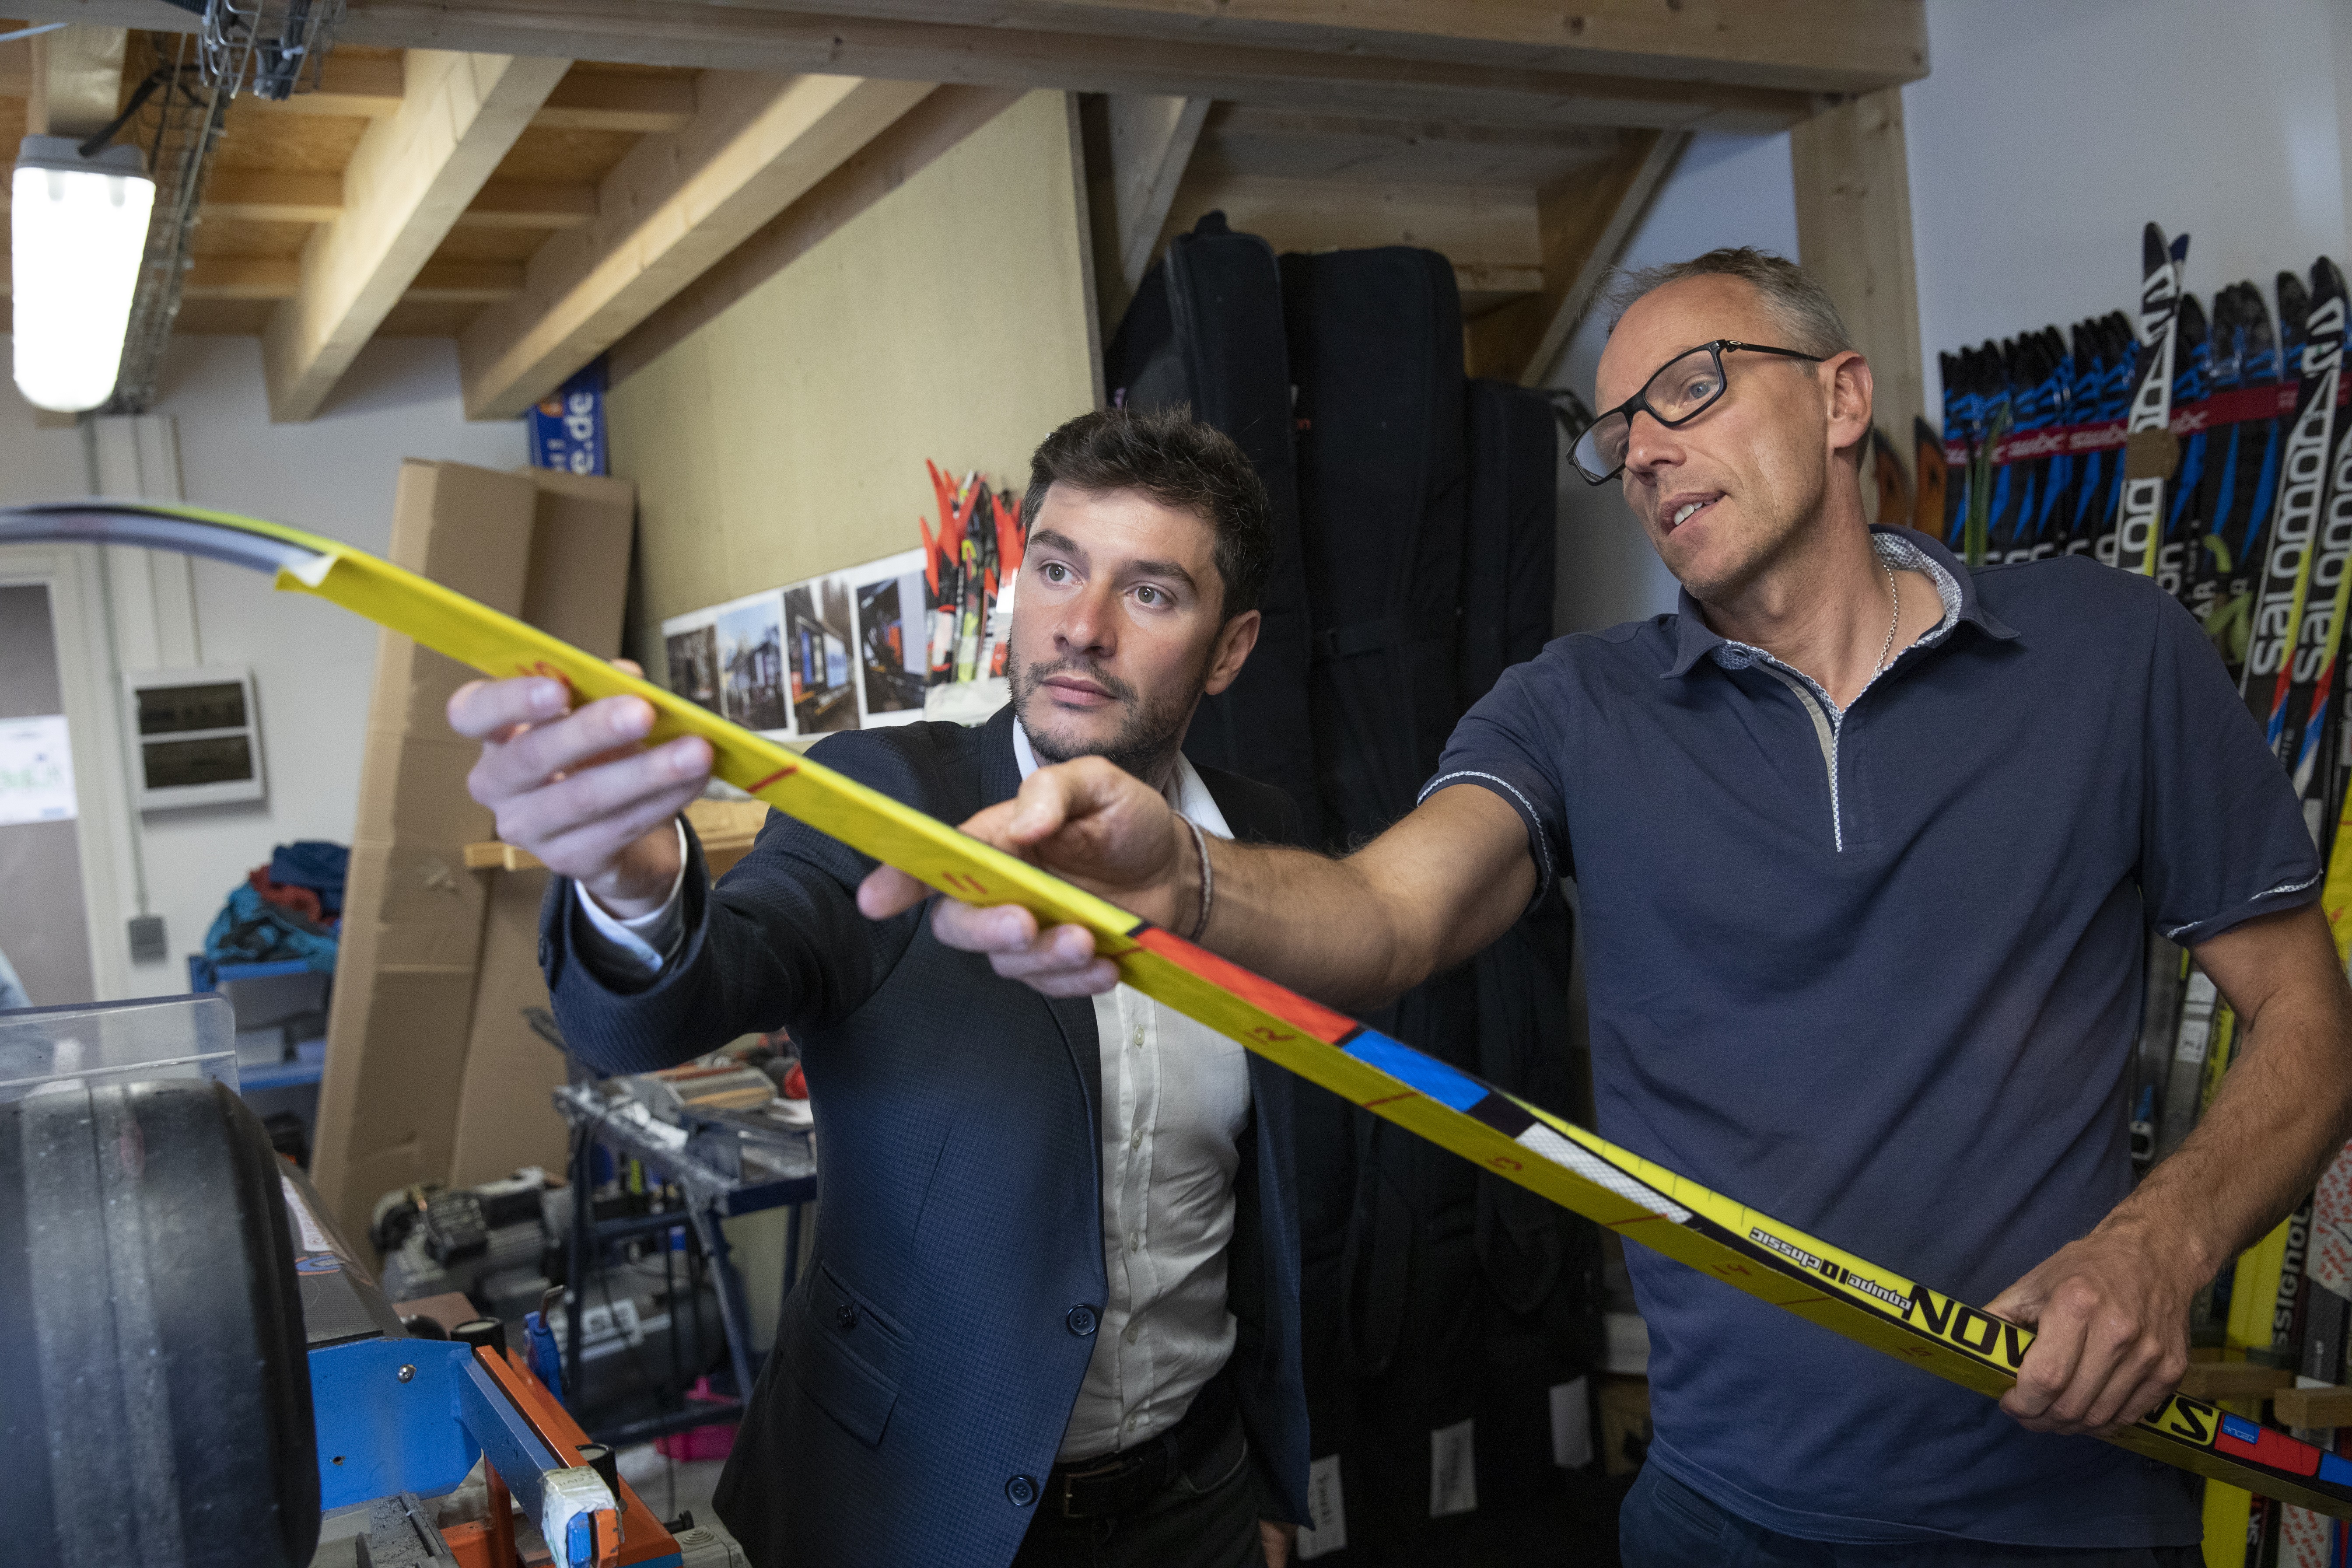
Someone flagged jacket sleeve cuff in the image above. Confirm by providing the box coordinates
[569,820,690,981]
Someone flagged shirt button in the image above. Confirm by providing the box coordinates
[1006,1475,1038,1508]
[1129,1128,1143,1150]
[1130,1026,1144,1047]
[1066,1304,1098,1337]
[1124,1323,1140,1344]
[1127,1232,1141,1253]
[835,1303,859,1330]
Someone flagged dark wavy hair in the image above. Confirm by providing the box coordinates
[1022,406,1275,620]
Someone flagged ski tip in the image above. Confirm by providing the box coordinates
[2143,223,2166,267]
[2170,233,2190,265]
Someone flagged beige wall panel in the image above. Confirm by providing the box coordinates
[609,90,1099,651]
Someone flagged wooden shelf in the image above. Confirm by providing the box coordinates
[2274,1385,2352,1428]
[2175,1362,2296,1401]
[466,798,771,879]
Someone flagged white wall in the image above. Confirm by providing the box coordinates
[1547,131,1801,634]
[1906,0,2350,423]
[0,336,522,999]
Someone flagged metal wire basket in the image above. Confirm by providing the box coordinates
[196,0,345,102]
[102,33,228,413]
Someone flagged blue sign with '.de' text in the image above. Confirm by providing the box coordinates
[528,358,607,476]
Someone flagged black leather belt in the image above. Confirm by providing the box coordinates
[1044,1377,1237,1520]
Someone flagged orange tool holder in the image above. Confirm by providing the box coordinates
[441,1345,676,1568]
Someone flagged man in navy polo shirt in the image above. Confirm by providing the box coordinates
[865,249,2352,1561]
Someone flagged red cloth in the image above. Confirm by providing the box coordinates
[247,866,323,925]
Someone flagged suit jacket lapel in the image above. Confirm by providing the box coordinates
[976,705,1104,1146]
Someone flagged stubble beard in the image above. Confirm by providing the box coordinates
[1008,645,1206,784]
[1660,455,1829,609]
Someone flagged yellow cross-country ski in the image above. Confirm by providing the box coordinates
[8,497,2347,1520]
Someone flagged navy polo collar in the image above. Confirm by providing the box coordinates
[1661,526,2019,680]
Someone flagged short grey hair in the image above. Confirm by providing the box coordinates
[1602,247,1852,358]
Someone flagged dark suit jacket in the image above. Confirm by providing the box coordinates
[540,706,1310,1568]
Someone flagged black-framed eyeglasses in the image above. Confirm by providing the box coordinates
[1569,339,1826,483]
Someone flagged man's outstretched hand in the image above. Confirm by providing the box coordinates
[1984,1218,2198,1436]
[855,756,1190,998]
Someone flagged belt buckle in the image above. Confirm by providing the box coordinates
[1056,1454,1129,1519]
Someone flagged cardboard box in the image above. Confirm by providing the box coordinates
[317,463,639,1244]
[312,462,540,1245]
[446,865,567,1186]
[518,467,638,652]
[446,469,637,1191]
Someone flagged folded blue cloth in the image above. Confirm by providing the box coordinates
[203,883,338,973]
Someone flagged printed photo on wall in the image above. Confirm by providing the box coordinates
[846,548,928,727]
[711,590,791,736]
[783,575,859,737]
[660,613,722,716]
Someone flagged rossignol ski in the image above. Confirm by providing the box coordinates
[2112,224,2191,575]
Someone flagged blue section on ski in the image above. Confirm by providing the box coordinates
[1343,1032,1487,1112]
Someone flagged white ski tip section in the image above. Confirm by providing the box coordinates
[1516,1123,1689,1223]
[285,550,335,588]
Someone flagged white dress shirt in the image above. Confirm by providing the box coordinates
[570,726,1255,1461]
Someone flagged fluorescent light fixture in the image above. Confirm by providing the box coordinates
[11,136,154,413]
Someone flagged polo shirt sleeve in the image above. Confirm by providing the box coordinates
[1419,658,1570,901]
[2140,589,2324,946]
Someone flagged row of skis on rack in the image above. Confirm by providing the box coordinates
[1933,225,2352,1565]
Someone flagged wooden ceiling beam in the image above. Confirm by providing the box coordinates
[0,256,304,299]
[15,0,1876,132]
[453,182,599,229]
[1463,128,1685,387]
[240,52,407,117]
[681,0,1931,95]
[185,258,304,300]
[0,171,593,230]
[262,50,572,422]
[1792,86,1925,455]
[202,171,346,224]
[532,72,696,132]
[406,261,525,302]
[1082,93,1208,329]
[1158,170,1545,283]
[26,23,125,137]
[458,72,935,419]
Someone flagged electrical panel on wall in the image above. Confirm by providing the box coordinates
[126,666,265,811]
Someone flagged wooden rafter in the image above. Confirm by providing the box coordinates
[242,52,406,117]
[26,22,123,136]
[260,50,572,422]
[456,182,598,229]
[532,73,695,132]
[1791,87,1926,452]
[457,72,936,419]
[20,0,1923,130]
[1463,129,1685,387]
[1082,93,1209,328]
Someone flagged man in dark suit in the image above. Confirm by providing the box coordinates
[449,408,1309,1568]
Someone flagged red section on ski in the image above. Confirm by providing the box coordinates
[1944,377,2350,467]
[1133,927,1359,1045]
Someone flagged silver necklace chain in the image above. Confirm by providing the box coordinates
[1873,556,1900,674]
